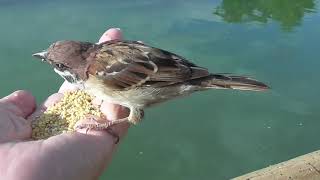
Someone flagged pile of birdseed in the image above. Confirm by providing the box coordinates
[31,90,104,140]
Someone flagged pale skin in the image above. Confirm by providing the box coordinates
[0,28,130,180]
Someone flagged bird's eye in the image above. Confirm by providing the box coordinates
[56,63,67,69]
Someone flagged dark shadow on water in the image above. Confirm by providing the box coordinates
[213,0,317,31]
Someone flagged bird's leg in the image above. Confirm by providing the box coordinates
[79,115,129,130]
[75,108,144,143]
[75,114,127,143]
[127,108,144,124]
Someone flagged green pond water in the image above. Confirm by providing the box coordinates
[0,0,319,179]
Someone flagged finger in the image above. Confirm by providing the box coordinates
[58,81,81,93]
[0,109,32,142]
[0,90,36,118]
[75,117,130,141]
[100,102,130,138]
[74,118,108,136]
[100,102,129,121]
[75,101,129,137]
[41,93,64,109]
[98,28,123,43]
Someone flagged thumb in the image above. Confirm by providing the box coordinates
[0,90,36,118]
[98,28,123,43]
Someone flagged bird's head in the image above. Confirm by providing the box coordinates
[33,40,96,84]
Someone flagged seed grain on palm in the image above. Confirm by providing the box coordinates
[31,91,104,140]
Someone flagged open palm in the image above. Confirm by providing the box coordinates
[0,28,129,180]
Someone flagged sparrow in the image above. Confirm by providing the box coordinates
[33,40,269,130]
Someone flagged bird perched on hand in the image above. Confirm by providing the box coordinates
[33,40,269,130]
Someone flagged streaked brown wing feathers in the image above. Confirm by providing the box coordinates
[88,40,209,90]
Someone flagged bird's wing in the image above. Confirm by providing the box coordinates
[87,40,209,90]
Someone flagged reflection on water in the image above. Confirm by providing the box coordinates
[214,0,316,31]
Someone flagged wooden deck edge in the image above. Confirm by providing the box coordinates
[232,150,320,180]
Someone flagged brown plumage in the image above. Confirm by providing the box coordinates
[33,40,269,127]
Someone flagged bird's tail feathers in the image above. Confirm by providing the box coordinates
[192,74,269,91]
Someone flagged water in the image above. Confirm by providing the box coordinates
[0,0,319,179]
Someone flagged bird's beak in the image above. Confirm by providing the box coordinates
[32,51,48,62]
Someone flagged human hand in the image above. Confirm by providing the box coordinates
[0,28,129,180]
